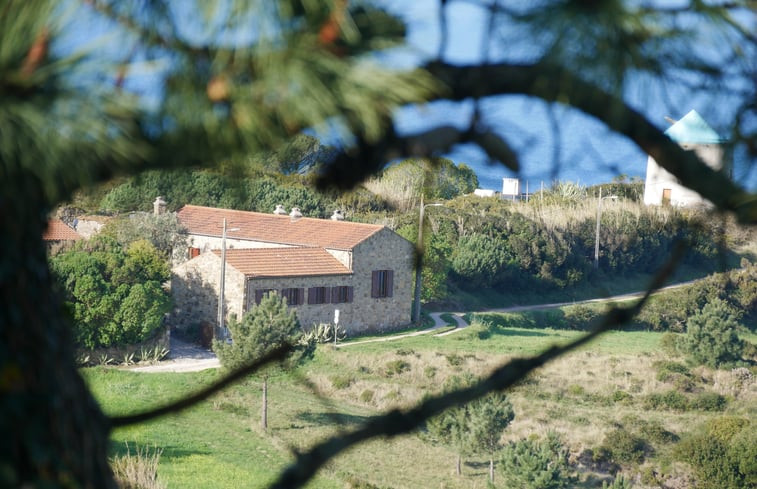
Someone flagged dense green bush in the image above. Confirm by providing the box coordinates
[499,432,573,489]
[683,299,747,368]
[597,429,649,465]
[675,417,755,489]
[213,292,301,372]
[50,237,170,348]
[643,390,689,411]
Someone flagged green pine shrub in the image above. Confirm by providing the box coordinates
[499,432,573,489]
[597,429,650,465]
[682,299,747,369]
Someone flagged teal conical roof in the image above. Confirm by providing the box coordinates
[664,110,724,144]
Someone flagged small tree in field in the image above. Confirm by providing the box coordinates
[214,292,301,429]
[683,299,746,369]
[467,392,515,483]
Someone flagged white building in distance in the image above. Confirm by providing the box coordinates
[643,110,726,207]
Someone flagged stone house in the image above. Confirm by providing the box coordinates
[643,110,726,207]
[171,204,414,334]
[43,219,82,251]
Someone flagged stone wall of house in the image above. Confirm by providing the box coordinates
[245,274,355,330]
[170,252,246,331]
[348,228,414,333]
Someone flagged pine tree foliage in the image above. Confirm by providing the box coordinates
[214,292,301,372]
[683,299,747,369]
[499,432,573,489]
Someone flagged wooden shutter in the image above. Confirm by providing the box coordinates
[189,247,200,258]
[255,289,264,304]
[386,270,394,297]
[322,287,331,304]
[331,286,339,303]
[297,288,304,305]
[347,286,354,303]
[308,287,316,304]
[371,271,379,297]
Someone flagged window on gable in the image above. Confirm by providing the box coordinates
[308,286,331,305]
[254,288,276,305]
[189,247,201,259]
[371,270,393,298]
[281,288,304,306]
[331,286,353,304]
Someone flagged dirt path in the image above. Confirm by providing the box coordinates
[129,336,220,373]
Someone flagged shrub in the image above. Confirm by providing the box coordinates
[598,429,649,465]
[675,417,753,489]
[110,444,165,489]
[654,360,691,382]
[689,392,728,412]
[330,375,353,390]
[383,360,410,376]
[213,292,300,372]
[359,390,374,404]
[499,432,573,489]
[611,390,633,404]
[50,236,171,349]
[643,390,689,411]
[602,474,632,489]
[682,299,747,368]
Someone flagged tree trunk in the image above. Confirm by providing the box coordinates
[0,175,116,488]
[456,453,461,476]
[489,457,494,483]
[261,376,268,430]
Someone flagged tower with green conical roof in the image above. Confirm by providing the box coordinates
[643,110,727,207]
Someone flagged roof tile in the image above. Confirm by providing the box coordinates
[178,205,383,250]
[43,219,82,241]
[212,247,352,278]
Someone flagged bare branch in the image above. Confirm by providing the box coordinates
[268,245,686,489]
[108,345,292,428]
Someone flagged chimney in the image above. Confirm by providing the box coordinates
[331,209,344,221]
[289,207,302,221]
[273,204,287,215]
[153,196,167,215]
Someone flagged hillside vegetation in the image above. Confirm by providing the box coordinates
[87,315,756,488]
[68,163,756,315]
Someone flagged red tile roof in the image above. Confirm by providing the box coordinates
[178,205,383,250]
[43,219,82,241]
[212,248,352,278]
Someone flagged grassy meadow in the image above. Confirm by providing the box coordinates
[85,318,756,489]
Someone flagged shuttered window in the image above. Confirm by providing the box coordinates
[189,247,201,259]
[308,286,330,305]
[254,289,276,304]
[281,288,304,306]
[371,270,393,298]
[331,286,353,304]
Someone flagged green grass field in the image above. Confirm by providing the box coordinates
[85,319,755,489]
